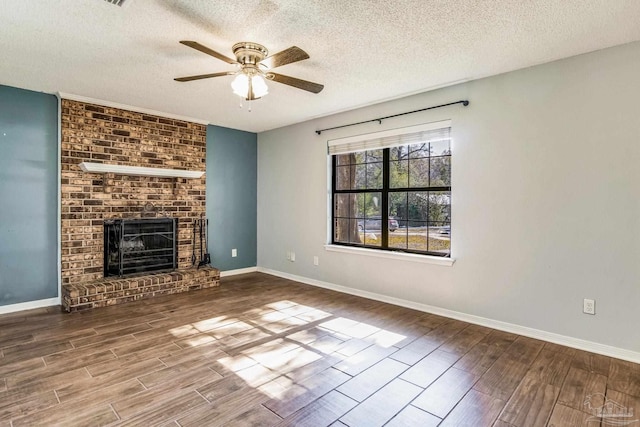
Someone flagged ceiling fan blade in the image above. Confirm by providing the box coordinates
[266,72,324,94]
[179,41,237,64]
[174,71,235,82]
[260,46,309,69]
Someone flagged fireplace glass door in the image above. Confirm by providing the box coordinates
[104,218,177,277]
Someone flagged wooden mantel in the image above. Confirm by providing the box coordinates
[78,162,204,179]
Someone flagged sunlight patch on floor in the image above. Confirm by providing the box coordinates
[167,323,200,338]
[265,300,298,310]
[192,315,230,331]
[166,298,408,403]
[217,354,258,372]
[296,308,332,322]
[181,334,217,348]
[367,329,407,348]
[233,363,279,388]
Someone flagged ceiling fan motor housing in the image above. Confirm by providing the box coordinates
[232,42,268,67]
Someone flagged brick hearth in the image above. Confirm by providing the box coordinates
[62,267,219,312]
[60,99,218,311]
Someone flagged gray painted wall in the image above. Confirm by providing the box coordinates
[257,41,640,353]
[207,125,257,271]
[0,85,58,306]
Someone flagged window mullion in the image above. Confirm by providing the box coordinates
[387,186,451,193]
[381,148,389,248]
[331,156,337,244]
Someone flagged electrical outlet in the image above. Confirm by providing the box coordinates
[313,256,319,266]
[290,252,296,262]
[231,248,237,257]
[583,299,595,315]
[286,251,291,261]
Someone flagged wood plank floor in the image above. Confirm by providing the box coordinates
[1,272,638,426]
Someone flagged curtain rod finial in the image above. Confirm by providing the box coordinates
[462,100,469,106]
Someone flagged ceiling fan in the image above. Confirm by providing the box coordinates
[175,41,324,101]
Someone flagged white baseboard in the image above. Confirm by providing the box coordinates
[0,297,61,315]
[257,267,640,364]
[220,266,258,277]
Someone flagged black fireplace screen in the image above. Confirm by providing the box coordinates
[104,218,177,277]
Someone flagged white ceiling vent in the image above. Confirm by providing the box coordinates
[103,0,128,6]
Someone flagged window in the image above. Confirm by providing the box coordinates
[330,121,451,257]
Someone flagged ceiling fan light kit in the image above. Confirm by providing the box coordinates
[231,73,268,99]
[175,40,323,101]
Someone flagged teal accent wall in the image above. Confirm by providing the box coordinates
[0,85,58,306]
[206,125,257,271]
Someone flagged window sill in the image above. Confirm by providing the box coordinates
[324,244,455,266]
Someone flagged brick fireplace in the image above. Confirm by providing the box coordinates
[60,99,219,311]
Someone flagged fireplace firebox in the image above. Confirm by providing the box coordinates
[104,218,177,277]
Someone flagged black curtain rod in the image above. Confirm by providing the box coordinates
[315,100,469,135]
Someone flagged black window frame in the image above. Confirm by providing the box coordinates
[331,144,451,257]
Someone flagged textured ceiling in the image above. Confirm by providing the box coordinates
[2,0,640,132]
